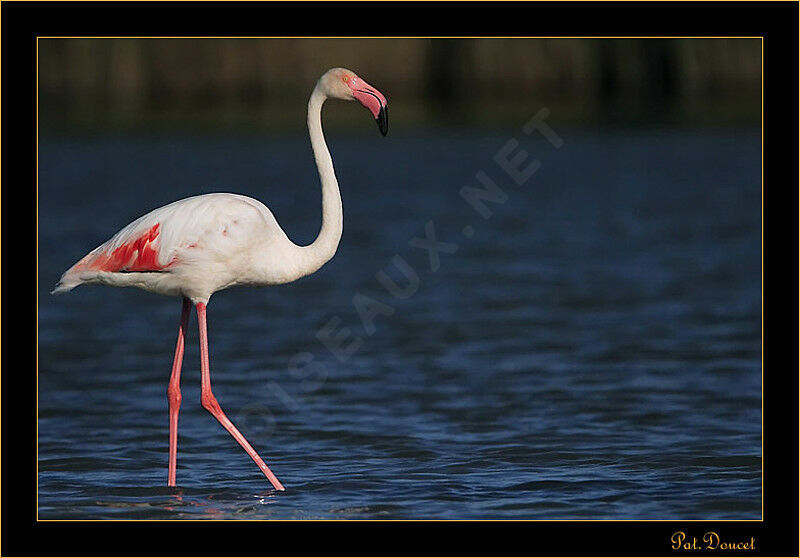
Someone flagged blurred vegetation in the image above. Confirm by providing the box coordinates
[38,38,761,133]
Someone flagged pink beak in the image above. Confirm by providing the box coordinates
[351,78,389,136]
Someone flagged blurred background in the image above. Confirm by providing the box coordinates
[38,38,761,520]
[38,38,761,131]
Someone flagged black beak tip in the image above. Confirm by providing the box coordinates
[376,106,388,136]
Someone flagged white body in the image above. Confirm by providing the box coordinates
[54,192,332,302]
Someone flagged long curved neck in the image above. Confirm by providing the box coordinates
[298,86,343,275]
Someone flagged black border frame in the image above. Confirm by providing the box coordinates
[4,1,798,556]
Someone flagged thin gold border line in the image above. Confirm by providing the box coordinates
[35,35,765,523]
[760,35,765,523]
[37,35,765,39]
[35,34,39,524]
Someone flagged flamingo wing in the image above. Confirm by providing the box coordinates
[53,193,282,294]
[72,221,167,274]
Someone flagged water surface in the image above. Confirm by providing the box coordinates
[38,129,761,519]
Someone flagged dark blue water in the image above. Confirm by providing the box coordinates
[37,127,761,519]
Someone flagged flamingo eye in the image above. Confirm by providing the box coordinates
[342,75,349,83]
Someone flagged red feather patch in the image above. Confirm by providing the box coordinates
[81,223,165,272]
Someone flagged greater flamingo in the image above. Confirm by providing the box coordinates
[52,68,388,491]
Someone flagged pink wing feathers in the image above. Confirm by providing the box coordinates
[72,222,167,273]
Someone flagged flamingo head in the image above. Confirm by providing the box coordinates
[319,67,388,136]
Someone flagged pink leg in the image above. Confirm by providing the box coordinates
[167,297,192,487]
[196,302,285,491]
